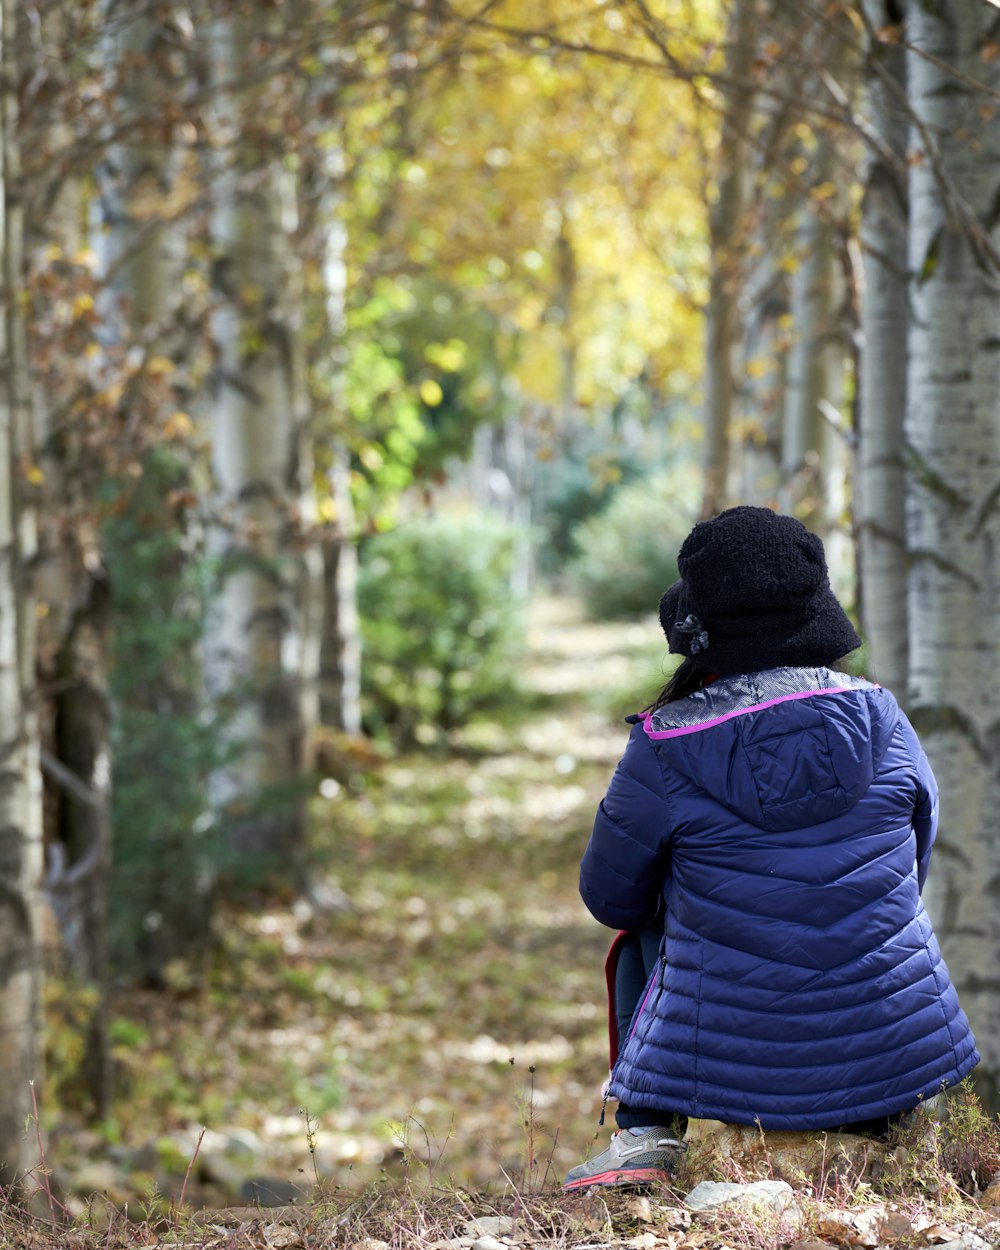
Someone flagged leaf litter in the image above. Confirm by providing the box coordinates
[37,600,1000,1248]
[46,600,663,1207]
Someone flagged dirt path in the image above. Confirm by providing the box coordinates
[53,597,668,1208]
[298,597,666,1193]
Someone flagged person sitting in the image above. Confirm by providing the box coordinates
[563,506,978,1191]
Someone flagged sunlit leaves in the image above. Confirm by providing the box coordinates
[344,0,721,409]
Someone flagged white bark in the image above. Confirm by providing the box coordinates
[314,140,362,736]
[857,1,909,695]
[778,8,851,543]
[97,2,183,330]
[906,0,1000,1111]
[735,0,805,510]
[0,0,44,1184]
[738,257,785,507]
[701,0,755,519]
[206,15,307,859]
[780,206,833,528]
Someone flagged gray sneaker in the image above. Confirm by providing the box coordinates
[562,1126,686,1191]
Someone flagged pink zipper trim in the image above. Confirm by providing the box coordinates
[642,685,855,740]
[628,970,660,1042]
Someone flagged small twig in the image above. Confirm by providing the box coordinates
[40,747,102,809]
[301,1107,321,1186]
[178,1127,206,1210]
[525,1065,536,1188]
[29,1080,59,1232]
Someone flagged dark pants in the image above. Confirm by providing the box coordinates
[612,924,687,1134]
[610,924,908,1139]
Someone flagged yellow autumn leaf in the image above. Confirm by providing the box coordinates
[25,464,44,486]
[72,293,95,318]
[318,497,338,523]
[746,357,772,380]
[419,378,444,406]
[147,356,176,377]
[163,411,194,440]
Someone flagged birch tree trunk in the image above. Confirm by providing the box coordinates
[780,202,833,529]
[700,0,754,519]
[738,254,786,508]
[47,0,185,1119]
[856,1,909,696]
[0,0,44,1184]
[309,138,362,736]
[778,10,853,542]
[98,6,182,329]
[905,0,1000,1112]
[206,15,309,864]
[734,0,803,509]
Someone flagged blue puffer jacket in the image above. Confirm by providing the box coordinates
[581,666,978,1129]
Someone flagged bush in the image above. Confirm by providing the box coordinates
[533,424,649,570]
[358,513,523,740]
[567,468,699,619]
[103,450,222,983]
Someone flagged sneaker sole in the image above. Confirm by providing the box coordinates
[562,1165,672,1191]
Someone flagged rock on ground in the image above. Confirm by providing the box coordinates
[682,1121,885,1189]
[684,1179,798,1214]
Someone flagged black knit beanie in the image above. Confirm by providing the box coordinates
[658,506,861,676]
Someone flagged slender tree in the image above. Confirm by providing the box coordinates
[0,0,44,1184]
[905,0,1000,1111]
[49,0,189,1118]
[856,1,909,695]
[205,10,316,865]
[700,0,755,519]
[777,7,854,540]
[301,113,363,737]
[735,0,803,509]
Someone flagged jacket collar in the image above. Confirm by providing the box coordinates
[645,667,875,738]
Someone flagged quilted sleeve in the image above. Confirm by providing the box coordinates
[898,712,939,892]
[579,721,672,930]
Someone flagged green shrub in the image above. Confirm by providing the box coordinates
[358,513,523,740]
[567,468,699,618]
[103,449,222,983]
[534,425,649,570]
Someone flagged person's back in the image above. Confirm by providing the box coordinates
[564,507,978,1191]
[587,665,974,1130]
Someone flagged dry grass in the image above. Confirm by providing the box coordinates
[17,600,1000,1247]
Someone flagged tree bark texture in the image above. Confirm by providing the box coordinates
[303,130,362,737]
[0,0,44,1185]
[857,0,909,696]
[780,203,833,529]
[777,6,853,541]
[734,0,808,510]
[905,0,1000,1112]
[700,0,755,520]
[206,14,309,863]
[320,450,362,736]
[45,0,187,1120]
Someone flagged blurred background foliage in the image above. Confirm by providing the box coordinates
[358,513,524,743]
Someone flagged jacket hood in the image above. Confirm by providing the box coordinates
[644,667,897,831]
